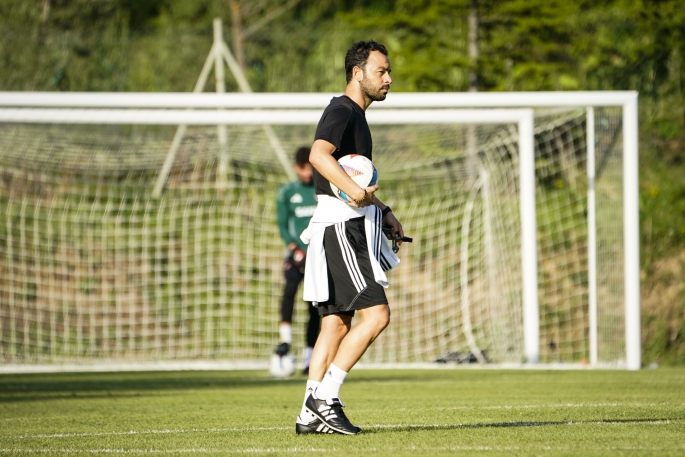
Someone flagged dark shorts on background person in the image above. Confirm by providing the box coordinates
[317,216,388,317]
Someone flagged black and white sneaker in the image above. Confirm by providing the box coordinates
[304,394,361,435]
[295,416,334,434]
[295,415,362,435]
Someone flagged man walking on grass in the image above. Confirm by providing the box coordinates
[295,40,405,435]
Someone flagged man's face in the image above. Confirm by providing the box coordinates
[294,162,313,184]
[359,50,392,102]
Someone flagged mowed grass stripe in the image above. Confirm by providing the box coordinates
[3,418,682,441]
[2,368,684,456]
[0,449,330,454]
[2,443,685,454]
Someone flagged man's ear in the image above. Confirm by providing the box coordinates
[354,66,364,82]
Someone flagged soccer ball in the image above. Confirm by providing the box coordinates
[268,353,296,378]
[330,154,378,203]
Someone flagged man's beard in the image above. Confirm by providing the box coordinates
[360,78,388,101]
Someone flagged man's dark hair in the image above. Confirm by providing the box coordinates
[345,40,389,83]
[294,146,310,166]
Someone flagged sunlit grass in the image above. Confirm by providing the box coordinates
[1,367,684,456]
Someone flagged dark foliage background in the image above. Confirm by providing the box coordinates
[1,0,684,364]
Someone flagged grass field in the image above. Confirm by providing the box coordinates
[1,367,684,456]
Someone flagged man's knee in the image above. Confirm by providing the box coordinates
[364,304,390,333]
[282,279,300,299]
[377,308,390,331]
[320,314,352,338]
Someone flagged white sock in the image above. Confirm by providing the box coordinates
[279,323,292,344]
[314,363,347,401]
[303,346,313,369]
[299,380,320,423]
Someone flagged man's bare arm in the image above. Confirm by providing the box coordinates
[309,139,377,207]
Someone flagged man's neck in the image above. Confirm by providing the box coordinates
[343,87,371,111]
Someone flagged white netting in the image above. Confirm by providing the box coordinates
[534,108,625,363]
[0,108,625,366]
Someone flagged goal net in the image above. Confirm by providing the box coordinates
[0,93,637,369]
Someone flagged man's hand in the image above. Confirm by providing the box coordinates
[291,246,306,268]
[349,184,378,208]
[383,211,404,245]
[286,242,306,269]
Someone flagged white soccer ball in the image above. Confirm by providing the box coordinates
[268,353,296,378]
[330,154,378,203]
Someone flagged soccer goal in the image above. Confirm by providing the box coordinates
[0,91,639,371]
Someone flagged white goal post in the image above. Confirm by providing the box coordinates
[0,91,639,371]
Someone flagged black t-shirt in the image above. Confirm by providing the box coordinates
[313,95,373,196]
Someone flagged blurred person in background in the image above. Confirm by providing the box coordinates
[274,146,319,375]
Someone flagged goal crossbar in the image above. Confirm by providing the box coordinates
[0,108,532,126]
[0,91,636,109]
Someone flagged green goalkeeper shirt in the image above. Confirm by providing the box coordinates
[276,180,317,252]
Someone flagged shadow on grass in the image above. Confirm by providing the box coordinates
[0,370,306,402]
[0,370,451,403]
[362,418,678,434]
